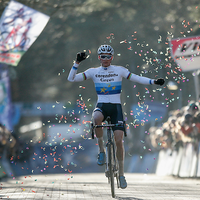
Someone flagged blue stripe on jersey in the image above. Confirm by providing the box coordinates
[72,66,78,70]
[96,89,121,95]
[95,81,122,95]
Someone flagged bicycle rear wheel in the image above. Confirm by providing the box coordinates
[107,143,115,198]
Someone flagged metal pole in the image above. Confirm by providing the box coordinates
[193,70,200,102]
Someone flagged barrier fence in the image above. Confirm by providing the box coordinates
[156,141,200,177]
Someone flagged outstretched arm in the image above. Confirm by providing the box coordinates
[127,73,155,85]
[126,72,165,86]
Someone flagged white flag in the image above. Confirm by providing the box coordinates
[0,0,50,66]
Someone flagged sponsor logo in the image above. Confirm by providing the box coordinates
[95,73,118,78]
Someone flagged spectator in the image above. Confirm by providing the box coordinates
[149,101,200,153]
[193,112,200,140]
[186,102,199,116]
[179,114,198,142]
[0,123,16,177]
[162,122,173,149]
[0,124,16,157]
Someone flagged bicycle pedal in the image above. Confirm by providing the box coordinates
[114,171,119,177]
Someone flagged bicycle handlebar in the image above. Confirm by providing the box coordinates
[93,123,123,128]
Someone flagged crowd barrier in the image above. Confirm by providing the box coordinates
[126,141,200,177]
[126,152,159,173]
[156,142,200,177]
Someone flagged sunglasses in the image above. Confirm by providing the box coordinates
[100,55,112,60]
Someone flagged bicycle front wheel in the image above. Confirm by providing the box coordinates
[107,143,115,198]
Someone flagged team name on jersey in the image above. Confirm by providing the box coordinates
[95,73,118,82]
[95,73,118,78]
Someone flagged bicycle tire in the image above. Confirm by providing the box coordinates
[116,167,120,188]
[108,143,115,198]
[114,158,120,188]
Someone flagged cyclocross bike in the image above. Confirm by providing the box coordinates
[91,117,127,198]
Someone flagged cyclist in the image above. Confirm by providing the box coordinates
[68,44,165,189]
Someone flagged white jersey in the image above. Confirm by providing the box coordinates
[68,64,155,104]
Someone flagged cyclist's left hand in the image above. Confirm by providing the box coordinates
[154,78,165,86]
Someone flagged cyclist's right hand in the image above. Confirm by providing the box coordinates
[76,52,87,63]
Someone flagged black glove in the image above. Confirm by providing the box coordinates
[76,52,87,63]
[154,78,165,86]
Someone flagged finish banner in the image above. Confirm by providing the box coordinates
[170,36,200,72]
[0,0,50,66]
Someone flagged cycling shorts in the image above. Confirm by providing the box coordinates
[93,103,124,131]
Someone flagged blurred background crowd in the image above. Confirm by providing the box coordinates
[149,101,200,153]
[0,123,16,160]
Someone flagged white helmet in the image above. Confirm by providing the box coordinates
[97,44,114,55]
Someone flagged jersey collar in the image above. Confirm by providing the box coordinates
[101,65,112,70]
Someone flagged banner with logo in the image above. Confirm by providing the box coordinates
[170,36,200,72]
[0,64,12,130]
[0,0,50,66]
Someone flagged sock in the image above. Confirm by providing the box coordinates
[118,161,124,176]
[97,137,104,153]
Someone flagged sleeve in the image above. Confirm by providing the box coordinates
[119,66,155,85]
[128,73,155,85]
[67,63,91,82]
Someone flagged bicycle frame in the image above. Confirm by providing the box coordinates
[91,118,126,198]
